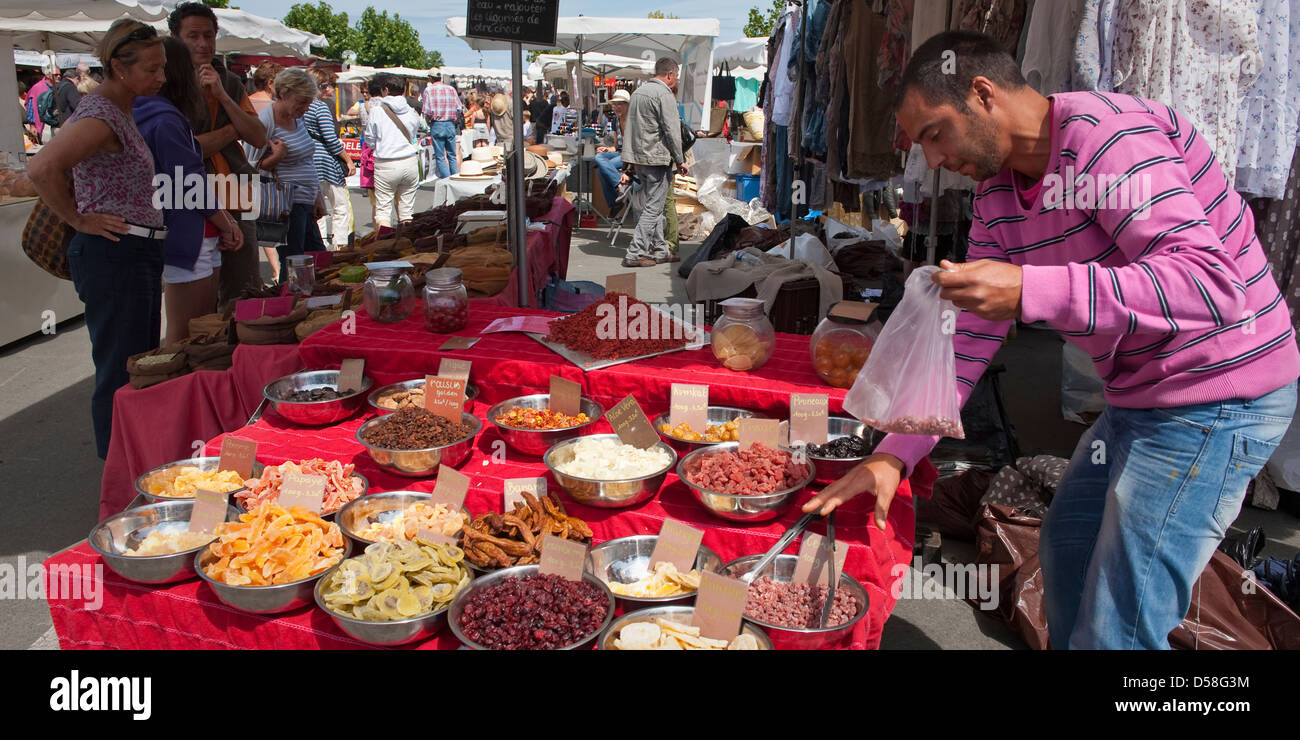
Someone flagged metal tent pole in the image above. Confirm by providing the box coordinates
[926,0,954,266]
[510,42,529,307]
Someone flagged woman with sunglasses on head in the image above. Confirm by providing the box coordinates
[134,37,244,345]
[27,19,166,459]
[254,67,328,267]
[305,67,354,249]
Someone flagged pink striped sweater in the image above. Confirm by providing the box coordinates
[877,91,1300,476]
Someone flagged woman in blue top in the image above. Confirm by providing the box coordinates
[255,67,327,268]
[133,37,243,344]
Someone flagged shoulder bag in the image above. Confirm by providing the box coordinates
[252,116,298,244]
[21,199,73,280]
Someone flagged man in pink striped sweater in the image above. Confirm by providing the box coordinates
[807,32,1300,649]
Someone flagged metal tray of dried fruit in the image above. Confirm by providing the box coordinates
[523,332,705,372]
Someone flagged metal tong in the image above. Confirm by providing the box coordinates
[818,512,838,628]
[740,512,820,584]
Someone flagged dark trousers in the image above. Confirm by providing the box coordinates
[67,231,163,459]
[218,218,260,306]
[277,202,326,274]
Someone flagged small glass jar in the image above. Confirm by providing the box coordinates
[424,267,469,333]
[363,267,416,323]
[711,297,775,372]
[284,254,315,297]
[810,312,879,388]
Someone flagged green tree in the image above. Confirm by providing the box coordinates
[283,1,352,60]
[742,0,783,37]
[527,48,563,62]
[424,50,445,68]
[647,10,678,19]
[348,7,428,67]
[202,0,229,7]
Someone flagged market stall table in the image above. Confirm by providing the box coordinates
[61,302,936,650]
[97,200,575,517]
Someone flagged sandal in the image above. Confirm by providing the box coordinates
[621,257,658,268]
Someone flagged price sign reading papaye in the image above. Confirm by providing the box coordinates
[278,472,326,514]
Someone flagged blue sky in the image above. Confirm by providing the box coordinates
[245,0,757,67]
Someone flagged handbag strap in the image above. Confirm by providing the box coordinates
[380,102,412,141]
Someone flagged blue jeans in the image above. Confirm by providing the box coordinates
[278,202,326,271]
[1041,381,1298,649]
[594,150,622,208]
[67,231,164,459]
[429,120,459,179]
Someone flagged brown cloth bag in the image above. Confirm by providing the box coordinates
[21,199,73,280]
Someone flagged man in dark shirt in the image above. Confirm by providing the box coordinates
[53,67,82,125]
[528,89,552,143]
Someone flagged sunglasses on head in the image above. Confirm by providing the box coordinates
[110,25,158,59]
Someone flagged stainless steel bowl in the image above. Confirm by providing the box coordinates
[779,416,883,484]
[354,412,481,477]
[313,558,471,647]
[367,378,479,415]
[88,500,244,584]
[543,434,676,509]
[336,490,470,549]
[134,456,265,505]
[485,393,604,457]
[585,535,723,609]
[651,406,769,454]
[677,442,816,523]
[235,470,369,519]
[194,539,352,615]
[447,564,615,650]
[599,605,773,650]
[263,370,374,426]
[720,553,870,650]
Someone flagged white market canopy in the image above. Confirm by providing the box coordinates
[337,65,516,86]
[444,16,720,128]
[713,37,767,69]
[14,49,99,68]
[0,2,325,56]
[528,52,653,82]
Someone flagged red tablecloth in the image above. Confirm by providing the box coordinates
[97,199,576,518]
[49,393,934,650]
[99,344,302,519]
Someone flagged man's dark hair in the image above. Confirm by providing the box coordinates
[168,1,218,35]
[558,91,570,107]
[654,57,678,76]
[369,74,403,97]
[895,30,1026,112]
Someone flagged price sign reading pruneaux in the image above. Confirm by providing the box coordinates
[789,394,829,446]
[465,0,559,46]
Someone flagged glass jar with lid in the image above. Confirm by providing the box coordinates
[810,306,879,388]
[363,267,416,323]
[424,267,469,333]
[284,254,315,297]
[711,297,775,372]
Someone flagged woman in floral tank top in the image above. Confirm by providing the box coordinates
[28,20,167,459]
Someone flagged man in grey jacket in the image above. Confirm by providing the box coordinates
[621,58,688,267]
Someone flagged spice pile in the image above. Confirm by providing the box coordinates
[744,576,859,629]
[459,493,592,569]
[658,419,741,442]
[493,407,590,430]
[546,292,688,360]
[360,407,473,449]
[235,459,365,515]
[457,573,608,649]
[318,541,471,622]
[683,443,811,495]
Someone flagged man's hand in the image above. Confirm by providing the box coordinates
[802,453,905,531]
[345,156,356,177]
[932,259,1023,322]
[217,220,243,251]
[314,197,326,221]
[196,64,225,99]
[677,163,689,176]
[618,172,631,186]
[596,145,612,153]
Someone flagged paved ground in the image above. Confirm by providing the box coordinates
[5,186,1297,650]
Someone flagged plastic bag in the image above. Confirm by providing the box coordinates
[844,266,965,438]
